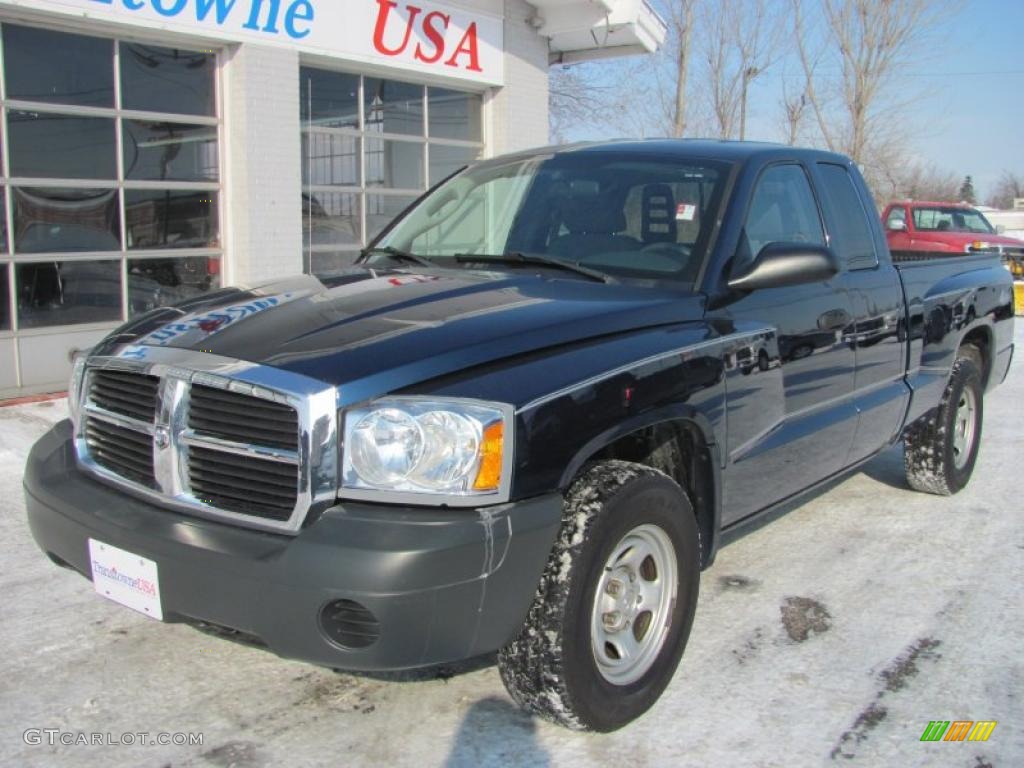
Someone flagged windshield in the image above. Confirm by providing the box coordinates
[912,206,994,234]
[373,152,732,285]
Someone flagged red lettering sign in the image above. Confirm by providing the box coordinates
[372,0,482,72]
[445,22,481,71]
[415,10,449,63]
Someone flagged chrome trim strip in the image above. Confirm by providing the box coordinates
[181,430,300,464]
[156,375,189,497]
[72,345,339,535]
[516,328,774,413]
[83,403,156,436]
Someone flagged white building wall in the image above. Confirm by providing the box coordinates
[490,0,550,155]
[221,44,304,286]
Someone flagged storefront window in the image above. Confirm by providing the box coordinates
[428,88,482,142]
[119,43,216,117]
[122,121,219,182]
[7,112,117,179]
[16,260,122,329]
[304,191,360,248]
[127,256,221,315]
[0,264,9,331]
[3,25,114,108]
[301,69,359,129]
[12,188,121,253]
[0,21,222,364]
[302,132,360,187]
[124,190,219,250]
[300,67,483,276]
[365,138,424,189]
[364,78,424,137]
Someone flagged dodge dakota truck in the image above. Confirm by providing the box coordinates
[25,141,1015,731]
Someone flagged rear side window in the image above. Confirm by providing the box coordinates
[742,164,825,262]
[816,163,878,269]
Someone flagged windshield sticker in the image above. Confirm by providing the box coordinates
[676,203,697,221]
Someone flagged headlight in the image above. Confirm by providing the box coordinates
[341,398,512,504]
[68,352,88,425]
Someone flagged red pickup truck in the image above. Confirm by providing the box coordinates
[882,201,1024,264]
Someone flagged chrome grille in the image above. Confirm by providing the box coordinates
[90,369,159,421]
[72,349,339,535]
[188,446,298,521]
[84,416,156,488]
[189,385,299,450]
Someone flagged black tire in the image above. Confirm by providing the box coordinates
[903,352,984,495]
[497,460,701,731]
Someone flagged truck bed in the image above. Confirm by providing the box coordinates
[893,250,1014,426]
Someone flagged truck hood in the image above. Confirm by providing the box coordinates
[912,231,1024,248]
[100,269,706,399]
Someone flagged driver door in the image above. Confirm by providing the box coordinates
[718,163,858,525]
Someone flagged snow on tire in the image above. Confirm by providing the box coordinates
[497,460,701,732]
[904,354,984,495]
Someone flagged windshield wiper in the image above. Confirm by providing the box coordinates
[453,252,611,283]
[360,246,437,268]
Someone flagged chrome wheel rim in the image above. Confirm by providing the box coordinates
[590,523,678,686]
[952,386,977,470]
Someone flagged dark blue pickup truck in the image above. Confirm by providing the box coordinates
[25,141,1014,731]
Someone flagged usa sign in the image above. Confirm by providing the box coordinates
[0,0,504,85]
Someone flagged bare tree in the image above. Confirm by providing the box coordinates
[666,0,697,137]
[549,65,604,143]
[958,175,977,205]
[735,0,781,139]
[699,0,782,140]
[882,163,961,203]
[701,1,741,138]
[780,78,808,146]
[793,0,951,165]
[986,171,1024,209]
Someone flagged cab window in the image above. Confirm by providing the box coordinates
[740,164,825,268]
[816,163,878,269]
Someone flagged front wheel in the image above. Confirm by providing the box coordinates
[904,355,984,495]
[497,461,700,731]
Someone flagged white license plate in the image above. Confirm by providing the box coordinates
[88,539,163,620]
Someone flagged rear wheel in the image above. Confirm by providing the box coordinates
[904,352,984,495]
[497,461,700,731]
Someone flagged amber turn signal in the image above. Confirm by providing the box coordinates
[473,421,504,491]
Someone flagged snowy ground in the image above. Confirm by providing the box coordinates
[1,327,1021,768]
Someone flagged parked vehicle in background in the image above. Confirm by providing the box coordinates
[883,201,1024,272]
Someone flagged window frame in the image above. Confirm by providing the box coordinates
[0,21,225,341]
[300,65,484,275]
[739,160,829,267]
[814,161,880,271]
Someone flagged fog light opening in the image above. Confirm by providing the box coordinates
[319,599,381,650]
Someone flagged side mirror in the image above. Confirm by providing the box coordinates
[728,242,840,291]
[995,224,1006,234]
[887,219,907,232]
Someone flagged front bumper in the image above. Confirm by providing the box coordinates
[24,421,562,670]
